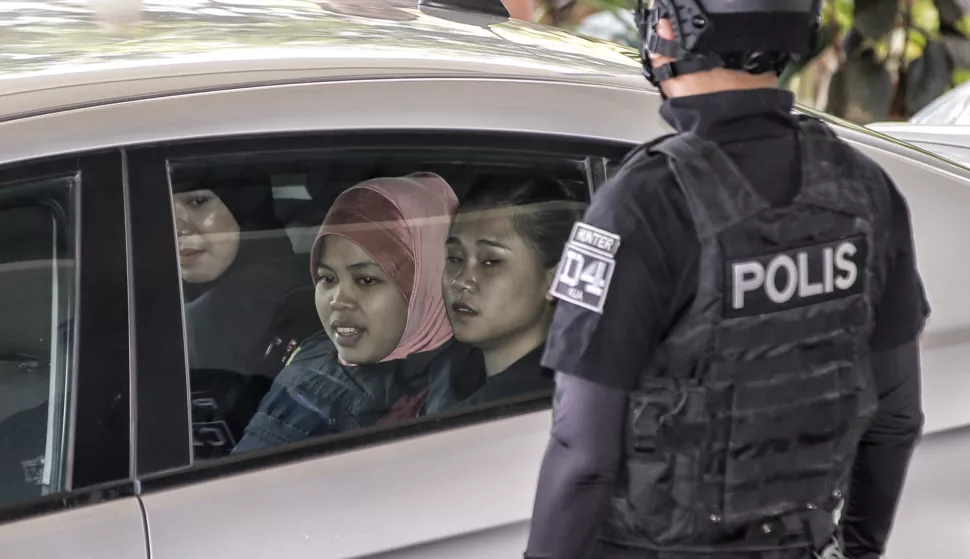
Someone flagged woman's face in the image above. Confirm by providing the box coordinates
[173,190,241,284]
[443,210,554,350]
[314,235,409,364]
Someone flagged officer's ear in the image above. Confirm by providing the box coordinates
[543,265,557,302]
[656,17,676,42]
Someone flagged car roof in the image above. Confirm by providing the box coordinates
[0,0,646,121]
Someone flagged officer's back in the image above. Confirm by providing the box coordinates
[524,2,928,559]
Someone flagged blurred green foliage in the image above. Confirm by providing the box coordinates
[544,0,970,123]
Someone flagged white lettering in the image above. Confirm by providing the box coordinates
[197,426,226,447]
[579,260,608,296]
[733,261,765,309]
[192,397,218,410]
[575,229,616,253]
[835,242,858,290]
[731,240,861,312]
[766,255,798,303]
[558,250,584,287]
[823,247,834,293]
[797,251,823,297]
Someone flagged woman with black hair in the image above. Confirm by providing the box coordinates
[172,174,320,459]
[441,176,587,407]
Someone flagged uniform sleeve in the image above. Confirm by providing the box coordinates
[524,373,626,559]
[869,181,930,351]
[843,179,927,557]
[541,170,679,391]
[843,340,924,558]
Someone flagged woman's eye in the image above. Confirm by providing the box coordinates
[316,273,335,285]
[482,259,501,267]
[446,255,463,264]
[188,196,209,207]
[357,277,379,286]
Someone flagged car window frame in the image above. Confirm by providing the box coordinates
[126,129,634,492]
[0,150,132,526]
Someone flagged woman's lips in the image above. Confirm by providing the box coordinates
[331,320,367,348]
[450,301,479,319]
[178,248,204,264]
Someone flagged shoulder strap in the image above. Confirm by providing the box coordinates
[614,133,678,170]
[793,118,880,222]
[650,132,768,239]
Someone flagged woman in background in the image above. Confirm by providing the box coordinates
[173,171,319,458]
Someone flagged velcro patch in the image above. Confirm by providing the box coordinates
[724,234,868,318]
[549,223,621,314]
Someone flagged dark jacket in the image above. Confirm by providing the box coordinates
[444,345,553,411]
[185,252,320,459]
[232,334,479,454]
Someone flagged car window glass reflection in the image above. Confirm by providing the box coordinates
[172,150,592,460]
[171,175,318,460]
[0,177,76,506]
[232,173,475,454]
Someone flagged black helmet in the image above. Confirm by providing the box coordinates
[636,0,823,86]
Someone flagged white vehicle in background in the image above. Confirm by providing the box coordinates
[0,1,966,558]
[868,78,970,166]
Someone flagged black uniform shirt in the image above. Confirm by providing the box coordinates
[542,88,929,389]
[529,87,929,559]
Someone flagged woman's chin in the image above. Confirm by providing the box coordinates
[336,347,383,366]
[450,325,484,346]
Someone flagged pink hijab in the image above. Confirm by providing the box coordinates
[311,172,458,364]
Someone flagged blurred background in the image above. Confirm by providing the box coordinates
[80,0,970,125]
[522,0,970,125]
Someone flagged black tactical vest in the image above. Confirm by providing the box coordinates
[598,118,890,557]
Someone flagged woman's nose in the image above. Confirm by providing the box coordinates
[329,285,357,310]
[173,204,193,235]
[451,266,476,293]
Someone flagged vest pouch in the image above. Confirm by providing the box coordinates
[626,382,708,544]
[721,364,851,528]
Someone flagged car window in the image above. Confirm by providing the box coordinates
[167,148,591,461]
[0,175,77,507]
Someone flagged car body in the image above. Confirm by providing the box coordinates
[0,2,967,559]
[867,120,970,168]
[909,78,970,126]
[868,77,970,166]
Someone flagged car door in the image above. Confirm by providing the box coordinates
[0,73,658,559]
[0,151,147,558]
[119,120,638,557]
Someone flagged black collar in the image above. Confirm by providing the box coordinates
[660,88,798,144]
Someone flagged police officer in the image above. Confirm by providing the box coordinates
[524,1,928,558]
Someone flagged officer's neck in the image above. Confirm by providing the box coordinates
[659,69,779,99]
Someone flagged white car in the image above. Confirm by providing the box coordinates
[0,2,966,559]
[868,119,970,168]
[868,78,970,166]
[909,78,970,127]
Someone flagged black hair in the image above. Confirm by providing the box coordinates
[458,176,587,269]
[173,167,294,302]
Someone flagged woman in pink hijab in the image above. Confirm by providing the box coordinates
[233,173,474,454]
[312,172,456,366]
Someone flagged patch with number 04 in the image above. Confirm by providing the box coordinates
[549,222,621,313]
